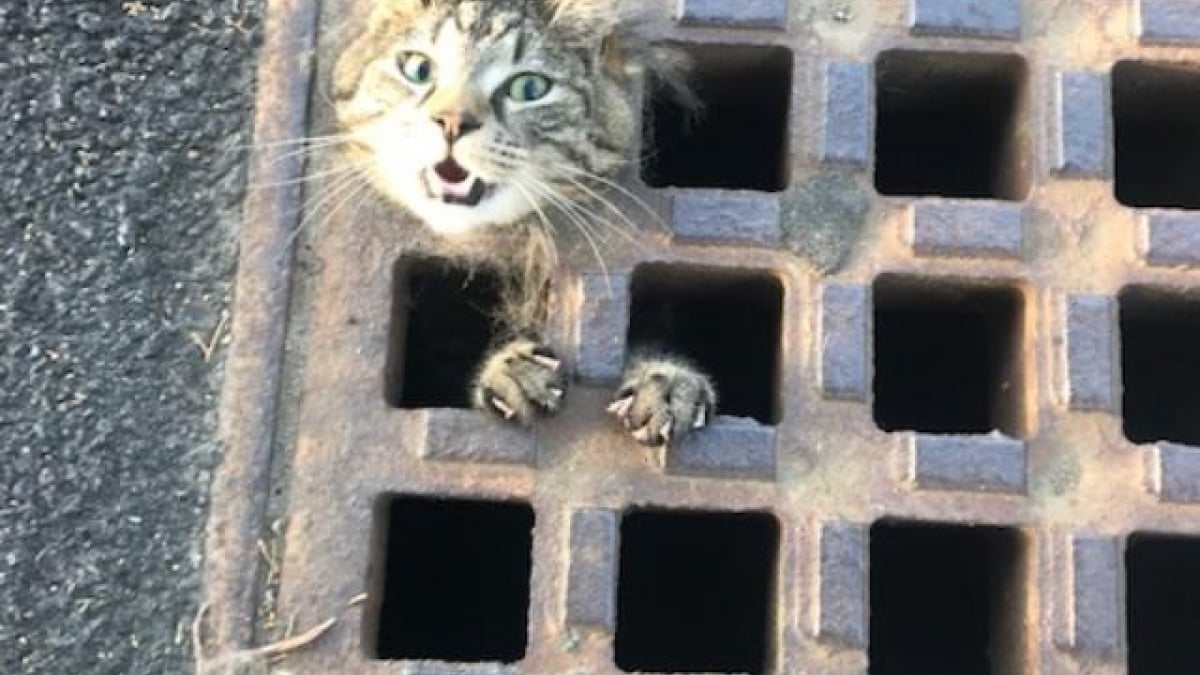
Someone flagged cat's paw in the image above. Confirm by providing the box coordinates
[607,357,716,447]
[473,338,567,426]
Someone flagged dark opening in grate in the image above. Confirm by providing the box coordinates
[1126,533,1200,675]
[368,495,534,662]
[1120,287,1200,446]
[869,521,1027,675]
[385,258,502,409]
[1113,61,1200,210]
[627,264,783,424]
[875,50,1029,201]
[873,276,1027,436]
[642,43,793,192]
[615,509,778,674]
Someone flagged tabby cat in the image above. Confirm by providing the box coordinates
[333,0,715,448]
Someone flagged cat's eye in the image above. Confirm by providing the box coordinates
[398,51,435,86]
[506,73,553,103]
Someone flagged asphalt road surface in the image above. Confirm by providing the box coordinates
[1,2,263,673]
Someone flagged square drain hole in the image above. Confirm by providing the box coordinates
[875,49,1029,201]
[369,495,534,662]
[873,275,1027,437]
[1127,534,1200,675]
[870,521,1027,675]
[642,43,793,192]
[627,264,783,424]
[385,258,502,409]
[616,509,778,674]
[1114,61,1200,210]
[1120,287,1200,445]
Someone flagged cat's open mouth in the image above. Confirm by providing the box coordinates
[423,157,489,207]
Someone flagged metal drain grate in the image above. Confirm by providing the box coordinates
[874,49,1030,201]
[1112,61,1200,209]
[868,521,1028,675]
[386,259,504,410]
[872,275,1028,437]
[203,1,1200,674]
[1125,533,1200,675]
[370,496,534,663]
[643,43,794,192]
[615,509,778,674]
[627,264,784,424]
[1118,286,1200,446]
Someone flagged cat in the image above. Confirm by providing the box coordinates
[332,0,715,448]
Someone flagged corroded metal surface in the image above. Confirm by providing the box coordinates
[209,1,1200,673]
[201,0,320,653]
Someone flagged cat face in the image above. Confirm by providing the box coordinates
[333,0,636,236]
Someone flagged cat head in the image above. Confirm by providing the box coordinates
[332,0,641,236]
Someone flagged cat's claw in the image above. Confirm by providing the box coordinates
[608,357,716,447]
[606,395,634,417]
[474,339,568,426]
[491,397,517,420]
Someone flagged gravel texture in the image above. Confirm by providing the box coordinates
[0,2,263,673]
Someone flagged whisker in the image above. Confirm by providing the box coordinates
[268,168,365,267]
[227,133,355,152]
[527,170,643,248]
[283,169,372,254]
[293,168,369,237]
[547,163,669,232]
[553,173,645,237]
[247,160,372,191]
[249,142,356,175]
[509,181,561,270]
[517,177,617,298]
[516,175,612,280]
[309,174,375,244]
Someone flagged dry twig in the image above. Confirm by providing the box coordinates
[189,313,229,363]
[193,603,340,675]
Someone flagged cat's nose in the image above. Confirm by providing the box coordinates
[432,111,482,142]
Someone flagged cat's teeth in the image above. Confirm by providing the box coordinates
[631,425,653,443]
[424,166,488,206]
[441,176,474,198]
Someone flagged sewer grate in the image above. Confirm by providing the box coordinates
[874,49,1030,201]
[204,1,1200,674]
[627,264,784,424]
[1125,533,1200,675]
[370,496,534,662]
[1113,61,1200,209]
[643,43,794,192]
[1119,286,1200,446]
[872,274,1028,437]
[869,521,1028,675]
[615,509,778,675]
[386,258,504,410]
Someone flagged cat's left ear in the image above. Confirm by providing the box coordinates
[544,0,622,35]
[543,0,627,75]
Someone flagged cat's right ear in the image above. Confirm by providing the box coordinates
[332,30,376,101]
